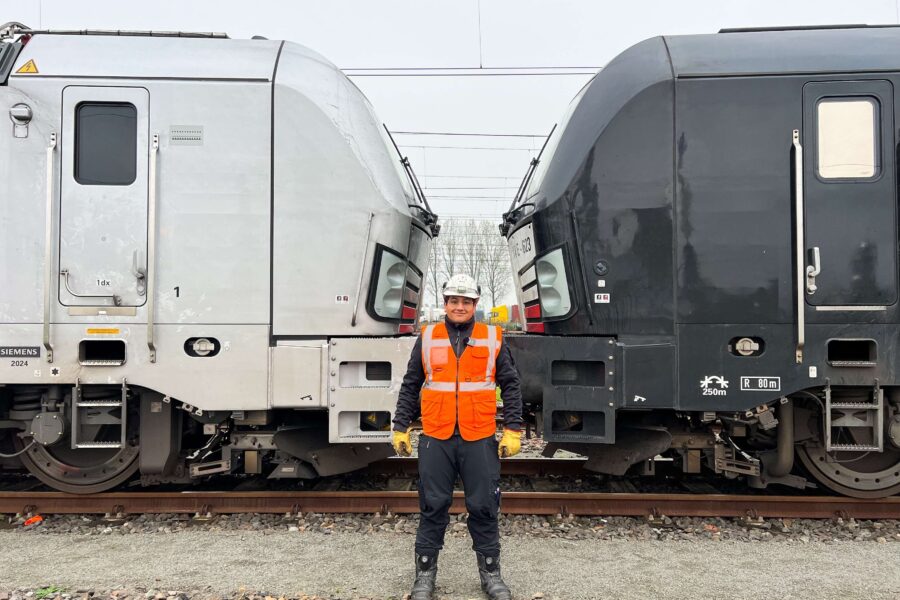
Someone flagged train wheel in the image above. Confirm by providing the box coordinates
[13,433,140,494]
[797,440,900,499]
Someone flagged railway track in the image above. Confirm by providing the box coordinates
[368,456,589,476]
[1,490,899,520]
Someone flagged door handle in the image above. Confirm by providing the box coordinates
[806,247,821,295]
[132,249,146,296]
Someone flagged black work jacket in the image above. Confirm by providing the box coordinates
[392,317,525,432]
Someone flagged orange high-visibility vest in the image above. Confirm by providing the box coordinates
[420,322,502,441]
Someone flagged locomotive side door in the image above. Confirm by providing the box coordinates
[58,86,150,308]
[801,80,897,308]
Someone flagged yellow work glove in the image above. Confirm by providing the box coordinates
[392,429,412,457]
[498,428,522,458]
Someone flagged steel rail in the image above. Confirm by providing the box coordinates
[368,457,589,476]
[1,491,899,519]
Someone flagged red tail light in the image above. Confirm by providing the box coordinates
[524,304,541,319]
[398,278,420,333]
[523,303,543,333]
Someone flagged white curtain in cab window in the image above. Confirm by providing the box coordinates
[817,98,878,179]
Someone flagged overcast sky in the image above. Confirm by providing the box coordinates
[4,0,899,219]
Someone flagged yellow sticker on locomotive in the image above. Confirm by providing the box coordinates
[15,60,39,74]
[86,328,120,335]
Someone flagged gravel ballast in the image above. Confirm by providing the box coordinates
[2,514,900,600]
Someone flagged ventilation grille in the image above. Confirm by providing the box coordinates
[169,125,203,146]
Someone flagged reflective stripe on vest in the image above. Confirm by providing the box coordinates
[420,322,502,441]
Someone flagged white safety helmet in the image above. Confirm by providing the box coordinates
[442,274,481,300]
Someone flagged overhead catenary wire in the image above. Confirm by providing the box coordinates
[345,71,597,77]
[424,174,523,179]
[439,214,504,219]
[428,195,514,199]
[401,144,538,152]
[423,186,521,190]
[343,65,602,71]
[392,131,550,138]
[354,56,581,220]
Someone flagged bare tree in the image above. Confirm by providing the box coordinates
[421,218,460,308]
[421,217,512,311]
[479,220,512,307]
[458,219,487,284]
[438,219,462,283]
[427,243,441,306]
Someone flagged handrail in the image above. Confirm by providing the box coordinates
[60,269,121,305]
[792,129,805,364]
[147,134,159,363]
[42,132,57,363]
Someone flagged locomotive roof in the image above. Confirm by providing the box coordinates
[522,25,900,206]
[8,33,288,80]
[665,26,900,77]
[4,32,419,215]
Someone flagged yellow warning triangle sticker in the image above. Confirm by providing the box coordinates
[16,59,39,74]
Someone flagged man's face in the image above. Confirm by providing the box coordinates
[444,295,477,323]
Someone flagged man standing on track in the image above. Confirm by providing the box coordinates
[392,273,524,600]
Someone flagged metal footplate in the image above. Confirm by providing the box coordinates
[71,379,128,450]
[825,381,884,452]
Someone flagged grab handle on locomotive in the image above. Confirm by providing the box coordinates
[792,128,806,363]
[60,269,122,306]
[42,131,57,363]
[132,249,147,297]
[806,246,821,295]
[147,133,160,364]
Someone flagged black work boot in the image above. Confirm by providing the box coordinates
[411,552,438,600]
[476,552,511,600]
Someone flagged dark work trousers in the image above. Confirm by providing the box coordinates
[415,433,502,557]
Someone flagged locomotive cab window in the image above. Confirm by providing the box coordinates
[816,97,879,180]
[74,102,137,186]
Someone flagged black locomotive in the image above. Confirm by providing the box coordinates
[501,25,900,498]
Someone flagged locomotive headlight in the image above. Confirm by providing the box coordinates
[373,250,406,319]
[535,248,572,318]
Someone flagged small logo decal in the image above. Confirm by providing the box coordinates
[594,293,610,304]
[700,375,729,396]
[0,346,40,358]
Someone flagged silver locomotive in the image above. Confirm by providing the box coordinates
[0,23,437,492]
